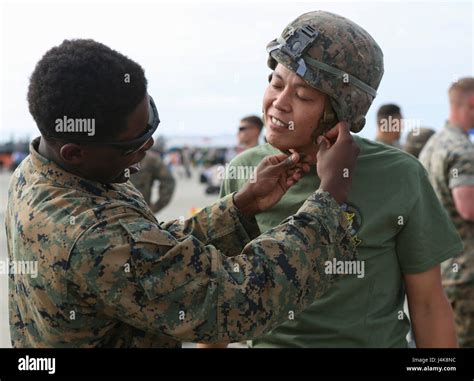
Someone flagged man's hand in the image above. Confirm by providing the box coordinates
[317,122,360,204]
[234,152,311,217]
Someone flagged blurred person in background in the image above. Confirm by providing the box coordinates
[375,104,403,148]
[404,127,435,158]
[236,115,263,155]
[420,77,474,347]
[130,146,176,214]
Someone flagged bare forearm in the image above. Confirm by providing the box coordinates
[409,296,458,348]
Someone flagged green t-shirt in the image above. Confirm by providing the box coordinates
[220,136,463,348]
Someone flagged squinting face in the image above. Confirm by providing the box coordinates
[263,64,326,152]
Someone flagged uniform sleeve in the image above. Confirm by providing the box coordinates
[447,144,474,189]
[151,156,176,213]
[159,193,260,257]
[396,164,463,274]
[68,191,357,343]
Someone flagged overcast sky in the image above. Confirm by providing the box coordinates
[0,0,473,144]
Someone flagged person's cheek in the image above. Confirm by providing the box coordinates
[263,86,279,115]
[262,88,272,114]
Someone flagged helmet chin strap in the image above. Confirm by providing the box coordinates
[311,98,339,144]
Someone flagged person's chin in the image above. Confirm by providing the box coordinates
[266,133,292,151]
[113,175,129,183]
[111,169,131,183]
[112,163,142,183]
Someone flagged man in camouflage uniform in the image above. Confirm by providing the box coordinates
[404,127,435,158]
[420,77,474,347]
[6,39,359,347]
[130,149,175,214]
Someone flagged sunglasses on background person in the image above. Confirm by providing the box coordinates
[238,125,259,132]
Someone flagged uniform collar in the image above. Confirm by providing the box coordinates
[29,136,116,196]
[444,121,469,137]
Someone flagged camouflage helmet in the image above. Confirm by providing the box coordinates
[267,11,384,133]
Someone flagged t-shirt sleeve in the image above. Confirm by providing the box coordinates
[448,144,474,189]
[397,163,464,274]
[219,174,231,198]
[219,158,244,198]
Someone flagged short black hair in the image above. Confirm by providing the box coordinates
[28,39,147,140]
[241,115,263,131]
[377,104,401,125]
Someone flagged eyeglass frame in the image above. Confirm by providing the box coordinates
[43,95,160,156]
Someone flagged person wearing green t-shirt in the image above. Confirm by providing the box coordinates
[199,11,460,348]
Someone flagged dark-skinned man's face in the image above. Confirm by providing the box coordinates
[54,95,154,184]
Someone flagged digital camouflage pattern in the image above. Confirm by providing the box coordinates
[449,285,474,347]
[419,122,474,287]
[404,128,436,158]
[266,11,384,133]
[130,150,175,213]
[6,137,357,348]
[419,122,474,347]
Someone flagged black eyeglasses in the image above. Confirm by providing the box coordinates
[45,95,160,156]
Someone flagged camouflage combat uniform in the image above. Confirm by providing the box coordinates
[5,137,356,348]
[404,128,435,158]
[420,122,474,347]
[130,150,175,213]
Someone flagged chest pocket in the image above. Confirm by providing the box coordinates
[119,219,208,301]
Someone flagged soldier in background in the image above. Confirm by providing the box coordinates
[130,149,176,214]
[404,127,435,158]
[375,104,403,148]
[236,115,263,155]
[420,77,474,347]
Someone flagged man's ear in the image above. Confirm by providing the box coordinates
[59,143,86,165]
